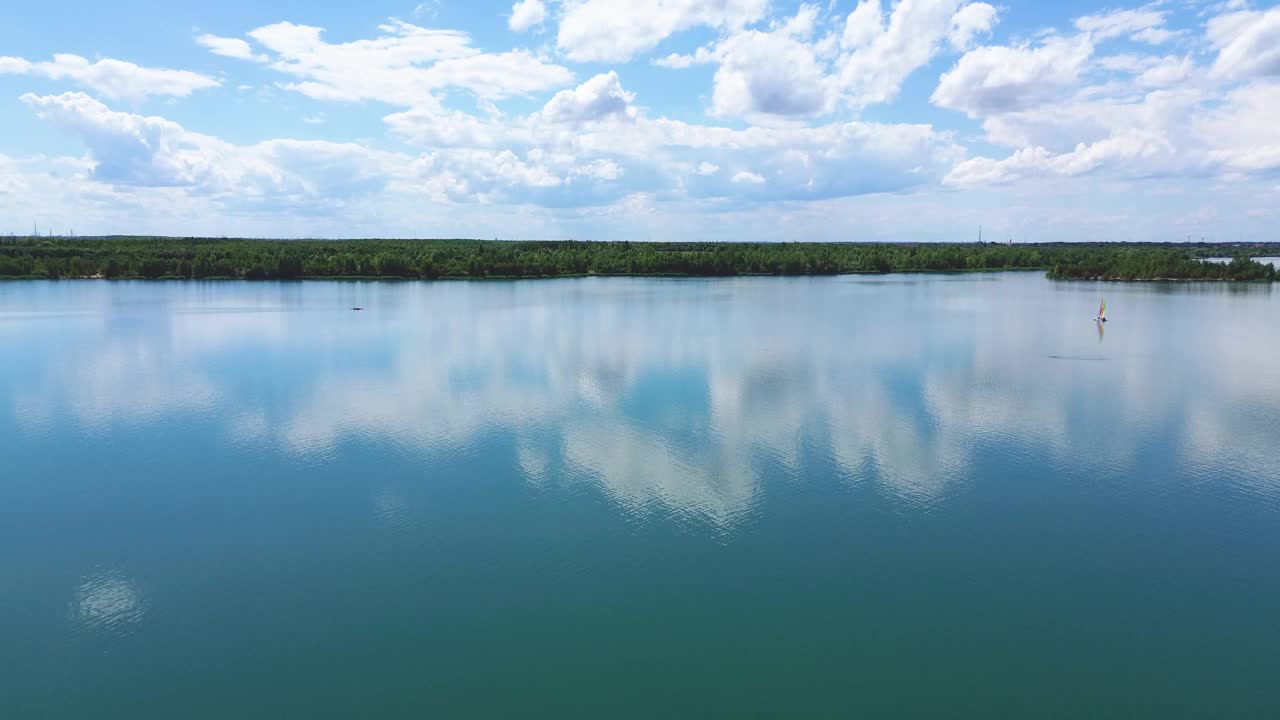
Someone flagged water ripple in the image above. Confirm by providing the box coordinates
[68,568,146,635]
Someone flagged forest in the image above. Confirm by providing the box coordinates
[0,236,1276,281]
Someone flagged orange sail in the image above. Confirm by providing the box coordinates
[1097,297,1107,319]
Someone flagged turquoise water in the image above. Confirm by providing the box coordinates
[2,274,1278,718]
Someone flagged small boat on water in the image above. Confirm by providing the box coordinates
[1094,297,1107,323]
[352,306,364,311]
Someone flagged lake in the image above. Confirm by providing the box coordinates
[2,274,1278,718]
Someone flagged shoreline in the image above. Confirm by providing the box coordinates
[3,238,1276,283]
[2,268,1275,283]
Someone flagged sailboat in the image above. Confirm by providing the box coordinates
[1094,297,1107,323]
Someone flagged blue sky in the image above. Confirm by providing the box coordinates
[1,0,1277,241]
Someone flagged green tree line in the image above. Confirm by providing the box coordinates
[0,236,1275,281]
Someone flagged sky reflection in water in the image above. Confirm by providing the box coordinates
[1,275,1279,716]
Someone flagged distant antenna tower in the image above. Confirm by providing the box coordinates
[978,225,982,243]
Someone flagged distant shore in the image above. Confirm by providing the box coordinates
[1,238,1276,282]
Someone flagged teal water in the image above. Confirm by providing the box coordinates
[2,275,1278,718]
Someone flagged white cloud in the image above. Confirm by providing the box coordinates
[384,108,506,148]
[23,91,223,187]
[509,0,547,32]
[931,35,1093,116]
[948,2,997,50]
[1196,81,1280,173]
[538,71,638,126]
[652,46,718,69]
[934,3,1280,191]
[1096,53,1149,74]
[575,158,623,180]
[1208,7,1280,81]
[948,76,1280,187]
[21,92,392,199]
[1074,6,1171,42]
[196,34,267,61]
[0,53,219,100]
[0,57,33,73]
[239,19,573,109]
[17,91,652,211]
[710,24,833,118]
[1132,26,1178,45]
[653,53,696,69]
[835,0,988,108]
[414,2,441,20]
[5,0,1280,240]
[1136,55,1193,88]
[678,1,997,118]
[841,0,885,49]
[0,154,28,194]
[383,67,963,205]
[555,0,769,62]
[945,131,1169,186]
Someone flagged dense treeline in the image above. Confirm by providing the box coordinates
[1048,248,1278,281]
[0,236,1276,281]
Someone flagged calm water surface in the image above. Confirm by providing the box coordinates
[2,274,1278,717]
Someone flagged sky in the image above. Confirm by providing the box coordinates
[0,0,1277,242]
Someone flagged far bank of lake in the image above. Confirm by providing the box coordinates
[2,238,1278,282]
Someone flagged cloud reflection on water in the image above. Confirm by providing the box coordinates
[4,276,1279,529]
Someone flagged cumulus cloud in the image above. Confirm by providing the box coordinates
[835,0,989,108]
[652,45,720,69]
[509,0,547,32]
[381,66,963,204]
[556,0,769,62]
[1196,81,1280,173]
[931,35,1093,116]
[11,0,1273,236]
[710,25,833,118]
[948,75,1280,188]
[0,154,28,194]
[1074,6,1173,43]
[931,3,1280,191]
[652,53,698,69]
[383,109,505,148]
[538,72,638,126]
[675,1,996,119]
[20,92,391,198]
[17,91,654,211]
[1136,55,1193,88]
[22,91,227,187]
[0,57,33,74]
[1208,7,1280,81]
[196,34,267,61]
[0,54,219,100]
[945,131,1169,186]
[570,114,963,202]
[204,19,574,110]
[948,2,998,50]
